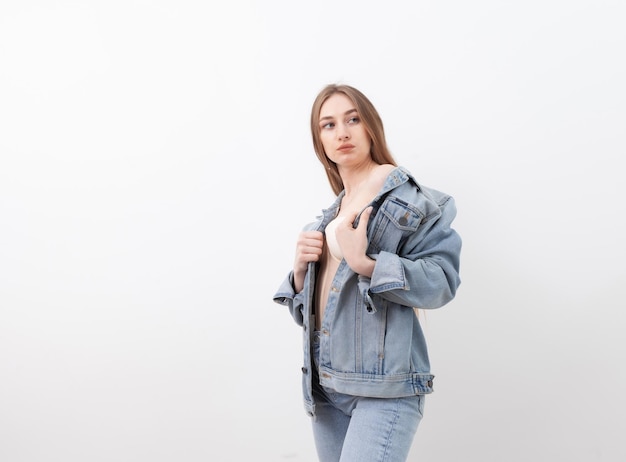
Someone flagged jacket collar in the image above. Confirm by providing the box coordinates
[320,166,417,224]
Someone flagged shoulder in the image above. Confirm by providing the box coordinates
[389,168,456,219]
[374,163,397,177]
[370,163,397,189]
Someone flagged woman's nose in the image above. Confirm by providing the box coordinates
[338,125,350,140]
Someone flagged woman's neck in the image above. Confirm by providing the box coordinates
[340,161,377,197]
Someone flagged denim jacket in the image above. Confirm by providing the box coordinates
[273,166,462,417]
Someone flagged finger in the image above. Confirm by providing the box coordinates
[298,232,323,247]
[301,231,322,242]
[305,238,324,250]
[343,210,360,229]
[356,206,373,230]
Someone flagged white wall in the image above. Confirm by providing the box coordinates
[1,1,624,461]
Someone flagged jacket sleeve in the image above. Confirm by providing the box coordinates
[273,271,305,326]
[368,195,462,309]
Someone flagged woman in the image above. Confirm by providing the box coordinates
[273,83,462,462]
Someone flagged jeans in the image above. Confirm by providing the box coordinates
[311,331,424,462]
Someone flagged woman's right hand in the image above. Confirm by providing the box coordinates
[293,230,324,292]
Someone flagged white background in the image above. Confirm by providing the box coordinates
[1,1,624,461]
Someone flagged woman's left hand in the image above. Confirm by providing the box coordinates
[335,206,376,277]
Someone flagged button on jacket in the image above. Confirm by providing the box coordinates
[273,166,462,417]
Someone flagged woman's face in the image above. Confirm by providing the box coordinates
[318,93,372,169]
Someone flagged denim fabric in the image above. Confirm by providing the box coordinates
[273,166,462,416]
[311,332,424,462]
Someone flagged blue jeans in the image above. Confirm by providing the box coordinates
[311,331,425,462]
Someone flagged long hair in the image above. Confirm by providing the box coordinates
[310,84,397,196]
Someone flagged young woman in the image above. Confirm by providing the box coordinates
[273,84,462,462]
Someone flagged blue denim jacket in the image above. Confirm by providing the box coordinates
[273,166,462,417]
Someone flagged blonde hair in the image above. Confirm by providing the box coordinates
[310,84,397,195]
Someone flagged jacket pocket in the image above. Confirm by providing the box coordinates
[368,197,422,254]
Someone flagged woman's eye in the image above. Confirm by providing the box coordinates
[348,117,360,124]
[322,122,335,129]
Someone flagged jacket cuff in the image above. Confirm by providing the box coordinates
[273,271,296,305]
[369,251,408,293]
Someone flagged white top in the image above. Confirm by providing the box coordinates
[324,215,345,261]
[314,215,346,329]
